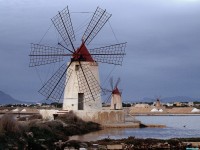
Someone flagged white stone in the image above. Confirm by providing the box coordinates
[63,61,102,111]
[21,108,26,112]
[12,108,19,112]
[39,109,58,120]
[150,108,159,112]
[191,108,200,113]
[110,94,122,110]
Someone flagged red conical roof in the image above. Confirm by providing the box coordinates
[72,42,94,62]
[112,87,121,95]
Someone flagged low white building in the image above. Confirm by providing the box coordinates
[188,102,194,107]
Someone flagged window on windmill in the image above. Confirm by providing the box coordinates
[75,65,79,71]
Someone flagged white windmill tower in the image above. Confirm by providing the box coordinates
[29,6,126,112]
[105,77,123,110]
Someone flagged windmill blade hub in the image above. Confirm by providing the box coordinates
[112,87,121,96]
[71,42,94,62]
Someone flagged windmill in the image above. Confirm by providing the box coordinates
[29,6,126,111]
[105,77,123,110]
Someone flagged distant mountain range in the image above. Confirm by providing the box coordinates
[1,90,200,105]
[0,90,37,105]
[141,96,200,103]
[0,90,52,105]
[0,90,23,104]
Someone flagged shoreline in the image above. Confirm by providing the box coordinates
[67,137,200,149]
[132,113,200,116]
[102,123,166,128]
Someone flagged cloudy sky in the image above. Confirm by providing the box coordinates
[0,0,200,102]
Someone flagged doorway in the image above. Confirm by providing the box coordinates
[78,93,84,110]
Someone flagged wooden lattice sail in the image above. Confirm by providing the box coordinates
[29,6,126,111]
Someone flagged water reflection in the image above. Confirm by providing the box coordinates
[70,128,127,141]
[70,115,200,141]
[136,115,200,129]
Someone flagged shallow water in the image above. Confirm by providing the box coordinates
[70,115,200,141]
[137,115,200,129]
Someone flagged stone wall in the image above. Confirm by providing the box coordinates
[74,110,125,124]
[38,109,125,125]
[39,109,58,120]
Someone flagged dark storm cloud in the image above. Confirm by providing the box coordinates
[0,0,200,101]
[119,0,200,101]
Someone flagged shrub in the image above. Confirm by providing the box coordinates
[28,121,53,140]
[28,114,42,120]
[27,120,69,142]
[0,114,24,149]
[56,111,101,135]
[56,111,83,124]
[18,114,42,121]
[18,116,27,121]
[86,121,101,131]
[0,114,20,134]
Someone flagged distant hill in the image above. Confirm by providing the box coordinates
[140,96,200,103]
[1,90,200,105]
[161,96,200,103]
[0,90,23,104]
[0,90,58,105]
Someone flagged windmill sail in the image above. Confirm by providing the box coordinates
[30,6,126,106]
[39,63,73,101]
[90,43,126,65]
[114,77,121,89]
[82,7,111,45]
[104,77,123,109]
[29,43,65,67]
[51,6,75,50]
[110,76,114,90]
[76,63,101,102]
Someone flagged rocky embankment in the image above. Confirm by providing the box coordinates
[93,137,200,150]
[58,137,200,150]
[0,111,101,149]
[1,111,200,149]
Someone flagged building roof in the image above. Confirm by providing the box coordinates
[72,42,94,62]
[112,87,121,95]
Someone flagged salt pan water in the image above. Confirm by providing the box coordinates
[70,115,200,141]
